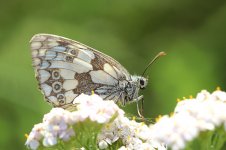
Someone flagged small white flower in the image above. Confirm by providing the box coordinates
[196,90,211,101]
[212,90,226,102]
[25,123,44,150]
[135,123,152,140]
[127,137,143,149]
[42,133,57,147]
[59,128,75,141]
[118,146,130,150]
[147,140,167,150]
[71,110,89,122]
[25,139,39,150]
[140,143,155,150]
[98,140,108,149]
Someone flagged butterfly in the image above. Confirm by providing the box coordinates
[30,34,165,116]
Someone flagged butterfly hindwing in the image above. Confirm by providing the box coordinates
[30,34,130,108]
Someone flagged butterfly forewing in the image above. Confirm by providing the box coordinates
[30,34,131,109]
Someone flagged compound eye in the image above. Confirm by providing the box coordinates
[140,79,145,86]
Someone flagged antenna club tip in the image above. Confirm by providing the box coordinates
[159,51,166,56]
[141,51,166,76]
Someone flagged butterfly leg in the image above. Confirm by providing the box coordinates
[136,96,144,118]
[127,95,144,118]
[127,95,143,104]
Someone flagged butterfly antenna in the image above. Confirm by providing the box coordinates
[142,51,166,77]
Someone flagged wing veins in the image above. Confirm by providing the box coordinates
[36,49,120,81]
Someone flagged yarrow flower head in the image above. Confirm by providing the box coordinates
[72,93,125,123]
[98,116,167,150]
[25,108,75,149]
[25,94,124,150]
[150,89,226,150]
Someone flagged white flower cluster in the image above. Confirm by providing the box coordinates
[150,89,226,150]
[25,109,75,149]
[98,116,167,150]
[25,94,124,150]
[72,94,124,123]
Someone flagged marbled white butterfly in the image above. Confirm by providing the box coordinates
[30,34,165,116]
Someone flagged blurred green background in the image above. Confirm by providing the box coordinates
[0,0,226,149]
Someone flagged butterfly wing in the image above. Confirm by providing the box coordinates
[30,34,130,109]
